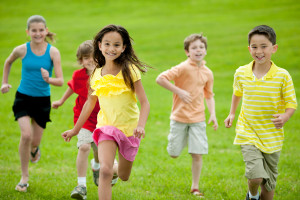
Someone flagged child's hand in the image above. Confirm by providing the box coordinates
[41,68,49,83]
[224,114,235,128]
[52,100,62,109]
[177,89,192,104]
[271,114,288,129]
[1,83,12,94]
[62,129,77,142]
[208,115,218,131]
[134,126,145,139]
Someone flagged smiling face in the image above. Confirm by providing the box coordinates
[98,31,126,62]
[248,34,278,66]
[185,39,207,63]
[26,22,48,43]
[81,55,95,73]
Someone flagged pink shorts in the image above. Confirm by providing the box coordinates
[93,126,140,162]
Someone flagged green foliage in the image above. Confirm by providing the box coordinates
[0,0,299,199]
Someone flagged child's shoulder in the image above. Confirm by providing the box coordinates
[73,68,87,76]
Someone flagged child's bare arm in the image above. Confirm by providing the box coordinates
[205,97,218,130]
[1,45,26,93]
[134,80,150,138]
[224,94,242,128]
[52,87,74,109]
[156,75,192,103]
[62,94,97,142]
[44,46,64,86]
[271,108,296,129]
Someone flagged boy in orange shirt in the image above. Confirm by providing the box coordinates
[156,33,218,197]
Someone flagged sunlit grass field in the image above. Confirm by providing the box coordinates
[0,0,299,199]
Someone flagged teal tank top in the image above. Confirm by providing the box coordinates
[18,42,53,97]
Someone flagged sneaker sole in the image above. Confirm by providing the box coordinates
[71,193,87,200]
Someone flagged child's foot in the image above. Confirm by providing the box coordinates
[70,185,87,200]
[30,146,41,163]
[245,191,260,200]
[91,159,99,186]
[190,189,204,198]
[15,182,29,192]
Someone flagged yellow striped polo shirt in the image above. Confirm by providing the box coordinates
[233,61,297,153]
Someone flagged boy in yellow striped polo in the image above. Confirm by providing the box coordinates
[224,25,297,200]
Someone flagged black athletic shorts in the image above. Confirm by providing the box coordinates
[12,91,51,129]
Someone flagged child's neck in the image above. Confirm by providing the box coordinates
[252,61,272,79]
[102,61,121,76]
[188,58,204,67]
[30,41,48,56]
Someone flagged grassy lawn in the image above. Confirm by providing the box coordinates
[0,0,299,199]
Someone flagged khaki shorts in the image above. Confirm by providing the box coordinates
[77,128,96,148]
[167,120,208,156]
[241,145,281,191]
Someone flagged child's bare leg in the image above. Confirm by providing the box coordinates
[260,183,274,200]
[17,116,33,184]
[31,119,43,156]
[248,178,263,197]
[92,142,99,163]
[117,151,133,181]
[191,153,202,190]
[77,143,91,178]
[98,140,117,200]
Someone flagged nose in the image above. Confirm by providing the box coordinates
[256,47,263,53]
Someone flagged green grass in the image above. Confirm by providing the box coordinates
[0,0,299,199]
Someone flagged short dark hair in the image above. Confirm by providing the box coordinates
[248,25,276,45]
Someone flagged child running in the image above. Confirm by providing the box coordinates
[61,24,150,200]
[156,33,218,197]
[1,15,64,192]
[224,25,297,200]
[52,40,117,200]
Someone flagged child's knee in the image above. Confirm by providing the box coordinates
[79,143,91,152]
[191,153,202,161]
[100,165,113,179]
[248,178,263,186]
[118,172,130,181]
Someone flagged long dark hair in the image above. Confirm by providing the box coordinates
[92,24,148,91]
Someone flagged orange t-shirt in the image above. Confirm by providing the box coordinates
[158,59,214,123]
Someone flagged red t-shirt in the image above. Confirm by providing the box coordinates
[68,68,100,132]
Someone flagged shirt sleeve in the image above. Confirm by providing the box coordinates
[130,65,141,82]
[157,65,181,81]
[233,69,243,97]
[90,68,99,96]
[67,71,77,92]
[203,69,214,98]
[282,72,297,109]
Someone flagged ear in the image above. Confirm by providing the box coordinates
[98,41,102,51]
[248,46,251,52]
[272,44,278,53]
[122,44,126,53]
[185,50,189,57]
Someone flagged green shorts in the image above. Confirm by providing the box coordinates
[167,120,208,156]
[241,145,281,191]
